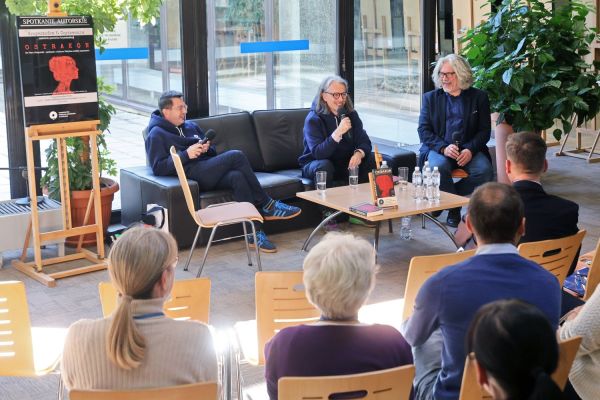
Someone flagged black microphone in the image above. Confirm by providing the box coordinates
[199,129,216,144]
[336,107,351,139]
[451,131,462,150]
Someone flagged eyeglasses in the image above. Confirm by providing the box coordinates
[325,92,348,99]
[439,72,456,79]
[170,104,188,112]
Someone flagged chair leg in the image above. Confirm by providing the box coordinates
[249,222,262,271]
[197,226,219,278]
[422,214,426,229]
[242,221,252,267]
[388,219,393,233]
[184,226,202,271]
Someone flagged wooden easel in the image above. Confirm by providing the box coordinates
[12,121,107,287]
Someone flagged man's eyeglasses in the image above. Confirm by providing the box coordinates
[170,104,188,112]
[439,72,456,79]
[325,92,348,99]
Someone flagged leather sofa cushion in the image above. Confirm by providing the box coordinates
[191,112,266,171]
[252,108,309,172]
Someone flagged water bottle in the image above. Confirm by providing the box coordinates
[400,216,412,240]
[432,166,441,202]
[424,167,433,201]
[380,160,389,169]
[412,167,422,200]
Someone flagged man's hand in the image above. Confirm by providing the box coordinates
[186,142,205,159]
[456,148,472,167]
[348,152,363,168]
[443,144,460,160]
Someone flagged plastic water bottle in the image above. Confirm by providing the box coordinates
[412,167,422,200]
[424,167,433,201]
[380,160,389,169]
[400,216,412,240]
[432,166,441,202]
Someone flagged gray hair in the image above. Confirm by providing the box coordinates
[313,75,355,115]
[303,233,377,319]
[432,54,474,90]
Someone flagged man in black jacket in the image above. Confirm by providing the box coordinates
[145,90,301,252]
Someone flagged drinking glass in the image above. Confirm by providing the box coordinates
[316,171,327,194]
[348,166,359,188]
[398,167,409,191]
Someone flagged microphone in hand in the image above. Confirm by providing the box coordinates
[336,107,351,139]
[451,131,462,151]
[199,129,216,145]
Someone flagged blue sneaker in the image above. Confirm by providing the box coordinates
[247,230,277,253]
[261,200,301,221]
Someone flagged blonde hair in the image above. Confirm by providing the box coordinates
[303,233,377,319]
[106,226,178,370]
[432,54,474,90]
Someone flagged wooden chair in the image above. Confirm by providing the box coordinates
[459,336,582,400]
[170,146,263,277]
[402,250,476,321]
[582,238,600,301]
[98,278,211,323]
[69,381,218,400]
[278,365,415,400]
[518,230,586,285]
[0,281,65,395]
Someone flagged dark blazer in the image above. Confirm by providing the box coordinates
[417,87,491,166]
[514,180,579,244]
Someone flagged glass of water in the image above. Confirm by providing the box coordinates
[348,166,359,188]
[316,171,327,194]
[398,167,409,191]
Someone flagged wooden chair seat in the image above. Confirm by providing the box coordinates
[69,381,218,400]
[451,168,469,179]
[195,202,262,227]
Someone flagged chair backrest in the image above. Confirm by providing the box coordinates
[69,381,218,400]
[518,230,586,285]
[583,238,600,301]
[170,146,201,226]
[402,250,476,321]
[459,336,583,400]
[255,271,320,365]
[278,365,415,400]
[98,278,211,323]
[0,281,35,376]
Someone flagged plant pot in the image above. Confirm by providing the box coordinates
[491,113,514,185]
[66,178,119,247]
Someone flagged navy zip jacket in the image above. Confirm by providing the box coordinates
[145,110,216,176]
[298,105,372,167]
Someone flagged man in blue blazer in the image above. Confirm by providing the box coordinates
[418,54,494,227]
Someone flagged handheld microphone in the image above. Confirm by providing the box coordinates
[451,131,462,150]
[337,107,351,139]
[199,129,216,144]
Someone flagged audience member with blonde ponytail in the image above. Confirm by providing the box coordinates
[61,227,217,390]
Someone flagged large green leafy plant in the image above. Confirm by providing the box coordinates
[461,0,600,139]
[6,0,162,197]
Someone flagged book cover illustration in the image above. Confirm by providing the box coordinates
[370,167,398,208]
[349,202,384,217]
[17,15,99,126]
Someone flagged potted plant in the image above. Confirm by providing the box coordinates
[461,0,600,182]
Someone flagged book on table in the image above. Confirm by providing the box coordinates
[369,166,398,208]
[349,202,384,217]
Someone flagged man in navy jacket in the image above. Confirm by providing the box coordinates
[418,54,494,227]
[145,91,301,252]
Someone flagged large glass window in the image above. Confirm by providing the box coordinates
[208,0,337,114]
[354,0,422,145]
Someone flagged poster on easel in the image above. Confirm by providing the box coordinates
[17,15,98,126]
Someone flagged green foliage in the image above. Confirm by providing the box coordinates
[225,0,263,29]
[461,0,600,140]
[6,0,161,196]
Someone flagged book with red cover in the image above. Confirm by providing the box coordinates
[349,202,384,217]
[369,167,398,208]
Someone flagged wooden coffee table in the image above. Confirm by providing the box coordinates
[297,183,469,251]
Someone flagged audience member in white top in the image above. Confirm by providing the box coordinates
[61,227,217,390]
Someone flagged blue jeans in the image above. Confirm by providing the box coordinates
[426,151,493,196]
[185,150,269,207]
[302,154,376,188]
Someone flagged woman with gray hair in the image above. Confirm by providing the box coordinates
[61,227,218,390]
[264,233,413,400]
[298,75,376,189]
[418,53,493,228]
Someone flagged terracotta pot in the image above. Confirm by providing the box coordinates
[491,113,514,184]
[66,178,119,247]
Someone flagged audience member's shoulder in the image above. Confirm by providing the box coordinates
[547,192,579,211]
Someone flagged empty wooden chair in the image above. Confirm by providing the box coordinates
[278,365,415,400]
[170,146,263,277]
[402,250,476,321]
[518,230,586,285]
[98,278,211,323]
[69,381,218,400]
